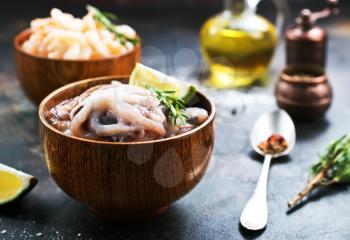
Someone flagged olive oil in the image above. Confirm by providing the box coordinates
[200,1,277,88]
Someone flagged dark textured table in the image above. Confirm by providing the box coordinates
[1,2,350,239]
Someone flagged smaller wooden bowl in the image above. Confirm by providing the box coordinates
[38,76,216,221]
[275,65,332,119]
[14,29,141,105]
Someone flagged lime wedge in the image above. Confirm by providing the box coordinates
[129,63,196,102]
[0,163,37,205]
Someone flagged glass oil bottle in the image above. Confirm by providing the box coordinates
[200,0,278,88]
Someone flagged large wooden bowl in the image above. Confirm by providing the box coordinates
[14,29,141,105]
[38,76,215,221]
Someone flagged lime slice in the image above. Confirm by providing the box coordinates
[130,63,196,102]
[0,163,37,205]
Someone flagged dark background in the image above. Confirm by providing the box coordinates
[2,0,346,19]
[1,0,350,240]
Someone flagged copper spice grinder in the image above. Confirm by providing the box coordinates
[275,0,339,119]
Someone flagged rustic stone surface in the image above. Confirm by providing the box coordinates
[1,2,350,239]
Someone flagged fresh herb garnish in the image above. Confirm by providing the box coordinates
[86,5,139,46]
[288,135,350,208]
[147,86,189,125]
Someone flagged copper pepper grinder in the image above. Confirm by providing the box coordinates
[275,0,339,119]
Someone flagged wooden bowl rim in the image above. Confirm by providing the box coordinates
[38,76,216,145]
[14,28,141,62]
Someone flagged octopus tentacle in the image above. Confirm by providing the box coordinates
[183,107,208,125]
[116,100,166,136]
[69,84,167,140]
[70,99,94,137]
[145,108,167,123]
[121,94,160,108]
[88,111,145,137]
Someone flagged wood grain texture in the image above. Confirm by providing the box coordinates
[38,76,215,221]
[275,65,332,119]
[14,29,141,106]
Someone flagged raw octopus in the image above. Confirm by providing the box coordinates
[46,81,209,142]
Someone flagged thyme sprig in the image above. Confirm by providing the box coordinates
[87,5,139,46]
[288,135,350,208]
[147,86,189,125]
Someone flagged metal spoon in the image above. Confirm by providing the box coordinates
[240,109,295,230]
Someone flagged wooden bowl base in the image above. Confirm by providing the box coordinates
[90,205,170,222]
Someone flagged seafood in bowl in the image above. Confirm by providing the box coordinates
[22,6,138,60]
[14,5,141,105]
[46,81,208,142]
[38,68,215,220]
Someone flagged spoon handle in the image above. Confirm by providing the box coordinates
[240,155,272,230]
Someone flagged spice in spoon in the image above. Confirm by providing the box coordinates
[288,135,350,208]
[258,134,288,155]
